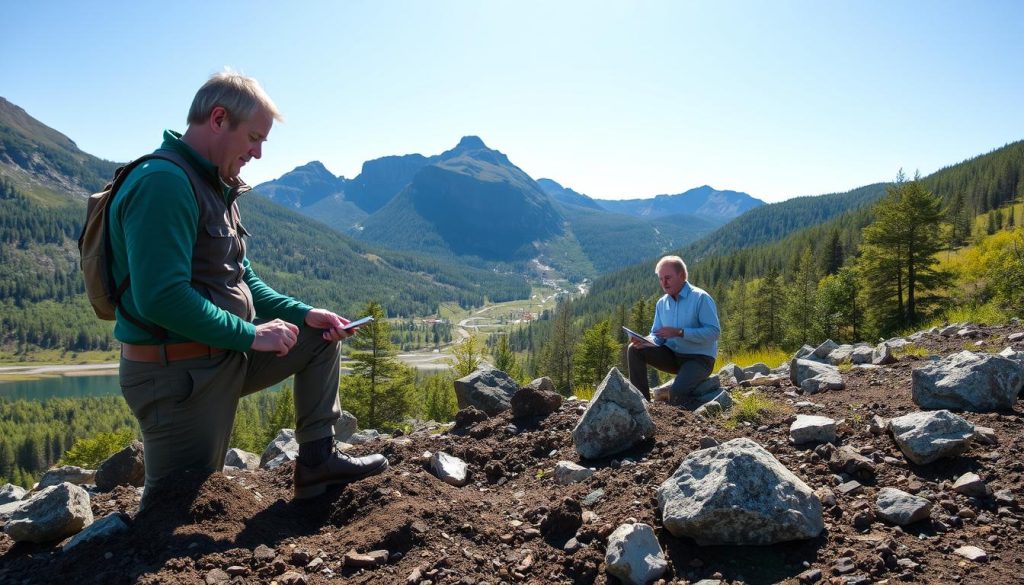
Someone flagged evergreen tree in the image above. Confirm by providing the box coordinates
[783,247,818,347]
[266,386,296,440]
[987,211,997,235]
[720,279,752,354]
[857,175,947,334]
[447,334,484,377]
[813,266,860,343]
[820,229,845,275]
[541,302,576,395]
[572,320,619,391]
[752,268,784,347]
[1008,206,1016,230]
[491,334,523,382]
[341,302,417,429]
[947,192,971,247]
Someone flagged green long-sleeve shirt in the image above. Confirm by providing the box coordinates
[108,130,311,351]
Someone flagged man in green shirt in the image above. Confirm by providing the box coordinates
[110,72,387,508]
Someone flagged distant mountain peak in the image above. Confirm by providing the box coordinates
[455,135,487,150]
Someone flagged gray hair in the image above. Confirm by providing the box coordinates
[655,255,688,280]
[187,71,283,128]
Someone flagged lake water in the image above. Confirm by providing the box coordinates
[0,374,292,401]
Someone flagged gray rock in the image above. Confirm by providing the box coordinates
[717,362,745,384]
[790,359,843,392]
[888,410,975,465]
[800,372,845,394]
[333,410,359,442]
[1008,332,1024,342]
[868,415,887,435]
[657,437,823,545]
[828,446,875,479]
[952,472,988,497]
[453,368,520,416]
[511,383,563,419]
[264,450,297,470]
[347,429,382,445]
[790,415,837,445]
[794,345,816,360]
[872,342,897,365]
[554,461,595,485]
[912,351,1022,411]
[0,499,22,523]
[95,440,145,491]
[697,389,734,410]
[813,339,839,359]
[63,512,129,552]
[224,448,261,471]
[837,480,863,496]
[0,483,26,505]
[429,451,469,487]
[939,325,960,337]
[4,482,93,543]
[744,363,771,378]
[35,466,95,490]
[875,487,932,525]
[850,345,875,365]
[572,368,655,459]
[826,344,855,364]
[526,376,557,394]
[260,428,299,468]
[604,523,668,585]
[972,425,999,446]
[694,401,723,418]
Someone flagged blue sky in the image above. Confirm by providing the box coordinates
[3,1,1022,202]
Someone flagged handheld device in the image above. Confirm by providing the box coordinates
[341,316,374,330]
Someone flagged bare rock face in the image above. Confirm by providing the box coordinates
[657,438,823,545]
[572,368,655,460]
[454,368,520,416]
[911,351,1022,412]
[604,523,668,585]
[95,440,145,491]
[887,410,975,465]
[4,482,93,543]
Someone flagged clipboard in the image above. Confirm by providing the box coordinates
[622,326,657,348]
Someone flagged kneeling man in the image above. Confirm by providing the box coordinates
[627,255,720,404]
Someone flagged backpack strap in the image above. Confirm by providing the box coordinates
[106,151,206,341]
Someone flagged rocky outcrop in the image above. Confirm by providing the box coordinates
[260,428,299,469]
[656,438,823,545]
[572,368,655,459]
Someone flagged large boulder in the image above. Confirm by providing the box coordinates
[604,523,668,585]
[511,381,563,419]
[657,438,823,545]
[95,440,145,491]
[260,428,299,469]
[813,339,839,360]
[888,410,975,465]
[224,448,261,471]
[35,466,95,490]
[872,342,897,366]
[911,351,1022,411]
[4,482,93,543]
[572,368,655,460]
[453,368,520,416]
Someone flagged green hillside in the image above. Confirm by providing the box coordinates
[0,102,530,356]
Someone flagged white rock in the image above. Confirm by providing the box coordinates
[63,512,129,552]
[572,368,655,459]
[260,428,298,468]
[553,461,595,485]
[912,351,1022,411]
[604,523,668,585]
[887,410,975,465]
[789,415,837,445]
[0,483,27,505]
[4,482,93,543]
[430,451,469,487]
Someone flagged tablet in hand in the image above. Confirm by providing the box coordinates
[342,316,374,330]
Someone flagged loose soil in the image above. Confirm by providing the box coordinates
[1,326,1022,584]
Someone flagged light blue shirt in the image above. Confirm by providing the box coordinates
[650,281,720,358]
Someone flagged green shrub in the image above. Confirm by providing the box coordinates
[60,427,136,468]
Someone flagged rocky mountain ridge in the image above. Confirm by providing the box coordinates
[2,323,1022,584]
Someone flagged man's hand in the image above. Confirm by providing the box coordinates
[654,326,682,339]
[305,308,355,342]
[252,318,300,356]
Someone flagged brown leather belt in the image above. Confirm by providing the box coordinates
[121,342,226,363]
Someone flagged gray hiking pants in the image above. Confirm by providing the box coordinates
[119,325,341,509]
